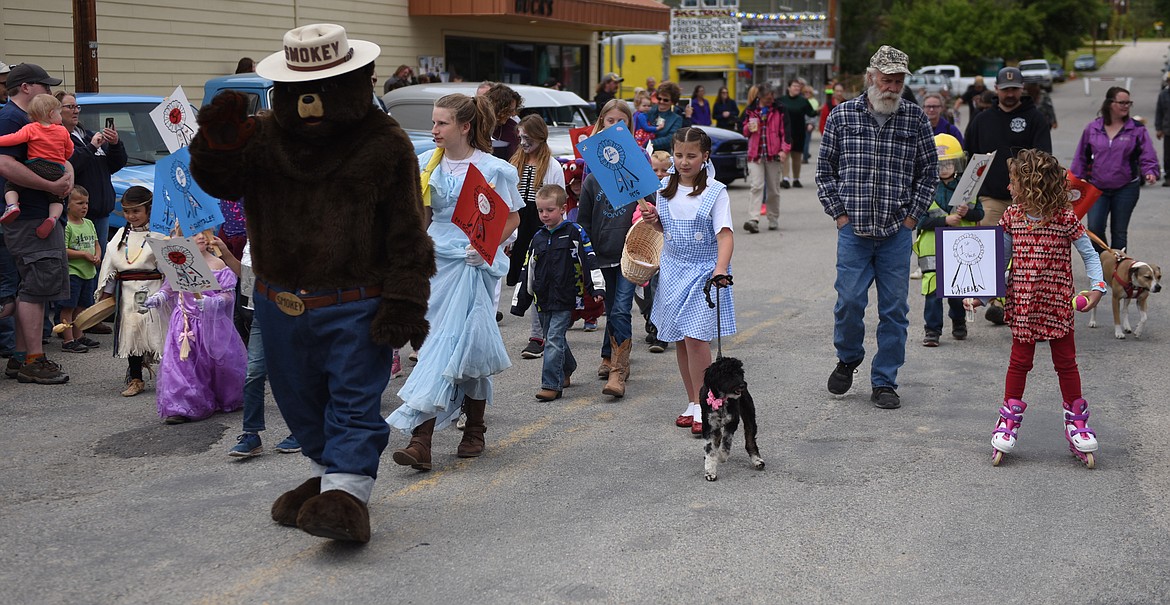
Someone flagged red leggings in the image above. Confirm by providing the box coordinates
[1004,332,1082,402]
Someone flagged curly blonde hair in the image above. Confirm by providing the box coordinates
[1008,149,1069,221]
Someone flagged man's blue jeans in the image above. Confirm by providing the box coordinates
[1087,180,1140,252]
[539,310,576,391]
[833,223,912,390]
[599,266,635,358]
[254,289,391,502]
[241,318,267,434]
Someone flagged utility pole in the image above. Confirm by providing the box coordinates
[74,0,98,91]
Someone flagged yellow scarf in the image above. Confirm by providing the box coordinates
[420,148,444,207]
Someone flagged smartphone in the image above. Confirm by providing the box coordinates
[105,117,115,130]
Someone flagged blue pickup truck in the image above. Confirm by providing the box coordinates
[86,76,434,233]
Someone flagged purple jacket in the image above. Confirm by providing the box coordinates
[1071,117,1161,190]
[742,103,791,162]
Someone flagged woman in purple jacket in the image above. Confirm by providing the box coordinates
[739,83,791,234]
[1071,86,1161,252]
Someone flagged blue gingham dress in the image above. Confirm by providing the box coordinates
[650,181,736,343]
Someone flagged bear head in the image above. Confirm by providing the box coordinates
[270,61,376,142]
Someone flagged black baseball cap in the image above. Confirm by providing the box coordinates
[5,63,63,88]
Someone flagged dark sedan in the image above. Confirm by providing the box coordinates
[694,125,747,185]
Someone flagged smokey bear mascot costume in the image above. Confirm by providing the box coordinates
[190,24,435,543]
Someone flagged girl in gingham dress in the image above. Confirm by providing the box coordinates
[641,128,735,435]
[989,149,1108,467]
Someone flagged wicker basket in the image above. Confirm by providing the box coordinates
[621,218,664,284]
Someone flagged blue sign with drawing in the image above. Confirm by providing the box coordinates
[576,124,660,209]
[150,147,224,235]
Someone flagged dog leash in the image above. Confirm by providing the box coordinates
[704,274,733,360]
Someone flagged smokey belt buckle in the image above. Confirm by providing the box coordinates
[274,291,306,316]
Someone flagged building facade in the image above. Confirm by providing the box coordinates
[0,0,668,104]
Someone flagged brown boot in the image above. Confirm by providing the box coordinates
[121,378,145,397]
[602,336,630,398]
[392,418,434,471]
[457,399,487,458]
[597,357,612,379]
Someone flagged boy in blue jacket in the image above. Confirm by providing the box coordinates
[512,184,604,401]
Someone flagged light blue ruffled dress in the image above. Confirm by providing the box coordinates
[387,149,524,432]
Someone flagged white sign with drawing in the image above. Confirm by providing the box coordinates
[951,151,995,209]
[935,227,1005,298]
[149,86,199,153]
[147,236,222,293]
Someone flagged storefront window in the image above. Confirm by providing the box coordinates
[446,36,587,97]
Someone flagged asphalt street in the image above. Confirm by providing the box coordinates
[2,42,1169,604]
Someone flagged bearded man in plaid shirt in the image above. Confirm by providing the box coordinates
[815,45,938,410]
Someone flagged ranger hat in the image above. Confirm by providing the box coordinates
[996,67,1024,89]
[256,23,380,83]
[869,45,911,75]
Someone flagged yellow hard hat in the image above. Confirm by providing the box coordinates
[934,134,964,161]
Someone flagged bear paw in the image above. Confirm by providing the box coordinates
[295,489,371,543]
[271,477,321,527]
[371,299,429,349]
[196,90,257,151]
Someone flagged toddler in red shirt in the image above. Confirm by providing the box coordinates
[0,93,72,237]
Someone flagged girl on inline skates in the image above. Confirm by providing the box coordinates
[989,149,1108,467]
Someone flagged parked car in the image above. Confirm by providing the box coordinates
[696,125,748,185]
[382,83,595,159]
[915,65,974,96]
[906,73,952,97]
[1048,61,1066,83]
[1074,54,1098,71]
[75,93,170,233]
[1017,59,1053,91]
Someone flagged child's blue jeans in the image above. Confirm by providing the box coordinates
[923,290,967,334]
[539,310,576,392]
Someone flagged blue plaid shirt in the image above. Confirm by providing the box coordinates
[816,93,938,239]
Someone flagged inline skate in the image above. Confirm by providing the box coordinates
[991,398,1027,466]
[1063,398,1098,468]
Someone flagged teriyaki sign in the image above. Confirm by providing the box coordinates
[669,9,739,55]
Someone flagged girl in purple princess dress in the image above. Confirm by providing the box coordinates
[145,232,246,424]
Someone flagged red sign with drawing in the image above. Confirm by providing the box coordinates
[452,163,508,266]
[1067,171,1102,219]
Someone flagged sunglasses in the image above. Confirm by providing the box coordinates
[1112,100,1133,106]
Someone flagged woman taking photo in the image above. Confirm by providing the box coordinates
[388,93,523,471]
[1070,86,1161,252]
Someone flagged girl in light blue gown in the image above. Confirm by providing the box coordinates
[388,94,523,470]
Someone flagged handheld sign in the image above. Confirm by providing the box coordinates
[951,151,995,209]
[151,147,225,235]
[1067,171,1102,220]
[452,163,508,266]
[569,126,593,160]
[149,86,198,153]
[935,226,1006,298]
[147,236,223,293]
[576,124,660,209]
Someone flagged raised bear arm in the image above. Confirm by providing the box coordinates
[189,91,258,200]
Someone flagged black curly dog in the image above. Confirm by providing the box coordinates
[698,356,764,481]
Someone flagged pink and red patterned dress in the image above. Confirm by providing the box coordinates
[1000,205,1084,343]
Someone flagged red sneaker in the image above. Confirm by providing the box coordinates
[0,204,19,224]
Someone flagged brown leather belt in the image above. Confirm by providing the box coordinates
[255,280,382,316]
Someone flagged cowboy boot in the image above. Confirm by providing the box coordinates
[457,399,487,458]
[597,357,612,379]
[602,336,630,398]
[392,418,435,471]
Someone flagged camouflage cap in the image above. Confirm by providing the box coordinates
[869,45,911,75]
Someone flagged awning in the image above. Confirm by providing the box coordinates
[676,66,736,73]
[409,0,670,32]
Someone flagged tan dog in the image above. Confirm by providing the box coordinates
[1089,249,1163,339]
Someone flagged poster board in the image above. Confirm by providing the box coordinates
[147,236,222,293]
[452,163,509,266]
[935,226,1005,298]
[951,151,994,209]
[149,86,198,153]
[150,147,225,235]
[669,9,739,55]
[575,124,660,209]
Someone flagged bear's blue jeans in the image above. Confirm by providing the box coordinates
[833,223,912,390]
[255,289,391,503]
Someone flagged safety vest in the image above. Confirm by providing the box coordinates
[913,181,978,296]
